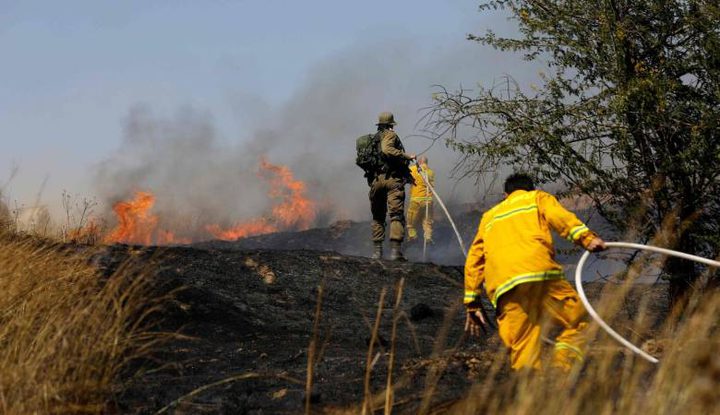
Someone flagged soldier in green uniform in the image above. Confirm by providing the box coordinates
[369,112,416,261]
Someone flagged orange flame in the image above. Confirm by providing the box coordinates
[205,220,275,241]
[104,157,316,245]
[103,192,193,245]
[104,191,158,245]
[206,156,317,241]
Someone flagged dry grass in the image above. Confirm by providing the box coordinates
[0,191,105,245]
[3,192,715,413]
[333,252,720,414]
[343,283,720,414]
[0,234,158,414]
[445,289,720,415]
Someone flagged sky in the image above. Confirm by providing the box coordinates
[0,0,531,225]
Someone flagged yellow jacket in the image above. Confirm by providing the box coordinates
[464,190,597,309]
[409,164,434,199]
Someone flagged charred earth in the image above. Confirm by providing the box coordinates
[104,245,499,414]
[99,213,660,414]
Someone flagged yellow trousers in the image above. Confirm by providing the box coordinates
[406,199,433,241]
[495,279,587,371]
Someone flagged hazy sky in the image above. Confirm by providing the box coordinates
[1,0,526,220]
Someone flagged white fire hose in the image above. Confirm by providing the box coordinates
[414,163,467,255]
[413,164,720,363]
[575,242,720,364]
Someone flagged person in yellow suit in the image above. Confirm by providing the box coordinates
[464,173,606,371]
[407,156,434,244]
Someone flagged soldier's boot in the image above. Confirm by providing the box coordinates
[389,241,407,262]
[371,241,383,260]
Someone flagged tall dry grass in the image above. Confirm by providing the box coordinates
[0,234,158,414]
[340,258,719,414]
[447,289,720,414]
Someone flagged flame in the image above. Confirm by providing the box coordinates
[104,192,193,245]
[104,191,158,245]
[259,156,316,229]
[104,157,316,245]
[205,220,276,241]
[206,156,317,241]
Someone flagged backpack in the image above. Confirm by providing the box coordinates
[355,132,384,180]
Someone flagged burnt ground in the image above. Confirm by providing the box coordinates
[97,240,667,414]
[98,208,658,414]
[103,245,501,414]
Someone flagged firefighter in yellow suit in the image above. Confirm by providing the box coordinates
[407,156,434,243]
[464,173,606,371]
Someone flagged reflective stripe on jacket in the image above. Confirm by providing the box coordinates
[464,190,597,308]
[409,164,434,198]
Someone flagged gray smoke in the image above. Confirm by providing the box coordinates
[94,38,532,240]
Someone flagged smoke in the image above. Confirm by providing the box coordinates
[94,106,270,236]
[94,38,531,239]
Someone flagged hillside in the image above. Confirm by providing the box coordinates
[103,245,495,413]
[95,242,666,414]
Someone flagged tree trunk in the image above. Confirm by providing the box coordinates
[665,236,698,310]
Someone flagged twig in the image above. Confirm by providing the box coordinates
[305,284,324,415]
[154,372,303,414]
[362,288,387,415]
[385,278,405,415]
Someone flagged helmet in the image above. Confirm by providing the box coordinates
[376,112,397,126]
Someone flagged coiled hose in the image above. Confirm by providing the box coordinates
[575,242,720,363]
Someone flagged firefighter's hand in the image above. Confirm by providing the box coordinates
[464,310,487,337]
[587,236,607,252]
[407,153,417,161]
